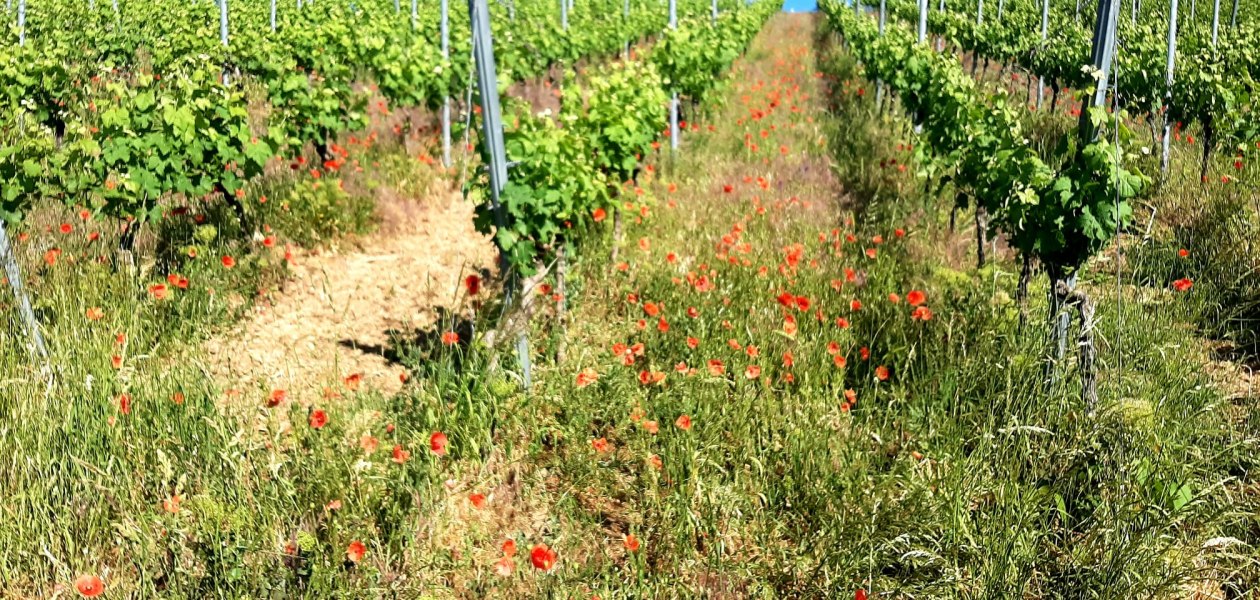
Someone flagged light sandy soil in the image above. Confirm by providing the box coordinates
[204,183,496,403]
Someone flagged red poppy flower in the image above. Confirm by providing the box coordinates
[911,306,934,321]
[441,331,460,346]
[745,365,762,379]
[591,437,610,453]
[624,534,641,552]
[875,365,890,381]
[260,389,287,408]
[74,574,104,597]
[391,444,411,464]
[470,493,487,508]
[221,255,236,269]
[1178,248,1189,258]
[576,367,599,388]
[430,431,449,455]
[117,393,132,415]
[464,274,481,296]
[85,307,104,321]
[850,300,862,311]
[907,290,926,306]
[593,207,607,222]
[346,540,367,563]
[1172,278,1193,292]
[675,414,692,430]
[706,359,726,376]
[309,409,328,429]
[148,283,169,300]
[530,544,557,571]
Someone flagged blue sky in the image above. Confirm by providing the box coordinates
[781,0,818,11]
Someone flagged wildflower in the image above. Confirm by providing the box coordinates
[465,274,482,296]
[592,437,610,453]
[346,540,367,563]
[593,207,607,222]
[267,389,287,407]
[907,290,926,306]
[391,444,411,464]
[576,368,599,388]
[309,409,328,429]
[441,331,460,346]
[875,365,890,381]
[624,534,641,552]
[706,359,726,376]
[530,544,558,571]
[221,255,236,269]
[85,307,104,321]
[1178,248,1189,258]
[74,575,104,598]
[1173,278,1193,292]
[470,493,487,508]
[162,494,182,514]
[495,556,515,576]
[675,414,692,430]
[911,306,934,321]
[745,365,762,380]
[430,431,449,455]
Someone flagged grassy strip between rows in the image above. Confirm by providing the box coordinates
[2,10,1259,599]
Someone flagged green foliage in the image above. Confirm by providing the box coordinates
[824,1,1149,271]
[471,103,610,274]
[572,60,668,183]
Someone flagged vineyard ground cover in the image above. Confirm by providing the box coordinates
[943,33,1260,360]
[1,7,1258,598]
[821,22,1260,595]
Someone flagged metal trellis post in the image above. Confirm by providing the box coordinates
[875,0,886,108]
[442,0,451,167]
[1038,0,1049,109]
[1211,0,1219,44]
[0,223,48,362]
[4,0,48,365]
[466,0,525,387]
[669,0,679,151]
[918,0,927,42]
[1161,0,1178,174]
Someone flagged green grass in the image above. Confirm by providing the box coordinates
[1,13,1258,598]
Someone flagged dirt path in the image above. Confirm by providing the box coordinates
[204,184,495,402]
